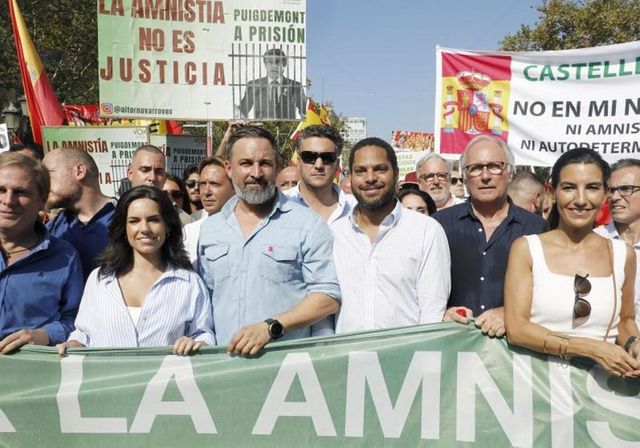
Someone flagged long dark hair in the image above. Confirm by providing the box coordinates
[547,147,610,230]
[97,186,191,277]
[164,173,191,213]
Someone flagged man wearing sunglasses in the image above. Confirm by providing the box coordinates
[450,170,466,199]
[434,135,545,337]
[595,158,640,326]
[285,125,353,224]
[416,154,465,211]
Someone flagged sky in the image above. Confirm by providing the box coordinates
[306,0,542,140]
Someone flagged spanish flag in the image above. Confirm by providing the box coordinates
[9,0,65,144]
[290,100,331,142]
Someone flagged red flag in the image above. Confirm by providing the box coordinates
[9,0,65,144]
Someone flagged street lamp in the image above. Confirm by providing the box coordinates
[18,95,29,118]
[2,103,21,141]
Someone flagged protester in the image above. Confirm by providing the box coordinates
[162,173,192,226]
[0,152,83,353]
[397,187,437,216]
[44,147,115,281]
[416,153,464,211]
[9,143,43,160]
[505,148,640,377]
[508,171,545,215]
[276,166,300,191]
[285,125,352,223]
[127,145,167,189]
[183,164,203,216]
[594,158,640,327]
[198,126,340,354]
[183,156,235,266]
[541,190,555,221]
[58,186,215,355]
[434,135,545,337]
[332,137,450,333]
[450,169,465,199]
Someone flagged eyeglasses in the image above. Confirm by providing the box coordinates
[465,162,507,178]
[419,172,448,183]
[163,190,183,201]
[573,273,592,319]
[185,179,198,189]
[607,185,640,197]
[299,151,338,165]
[451,177,463,185]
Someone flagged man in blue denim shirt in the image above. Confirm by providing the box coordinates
[198,126,341,355]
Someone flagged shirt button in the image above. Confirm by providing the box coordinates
[478,228,483,232]
[480,276,485,281]
[480,305,486,310]
[482,251,486,256]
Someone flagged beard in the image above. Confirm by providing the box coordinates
[233,178,276,205]
[46,185,82,210]
[353,184,396,211]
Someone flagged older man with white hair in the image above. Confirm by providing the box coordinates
[433,135,545,337]
[416,153,464,211]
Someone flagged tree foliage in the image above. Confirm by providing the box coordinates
[0,0,98,107]
[500,0,640,51]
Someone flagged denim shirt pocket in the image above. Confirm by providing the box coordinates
[259,245,298,283]
[203,244,231,283]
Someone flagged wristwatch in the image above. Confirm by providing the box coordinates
[264,318,284,340]
[624,335,640,353]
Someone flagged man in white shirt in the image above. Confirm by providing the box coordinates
[183,156,234,266]
[595,158,640,326]
[285,125,353,224]
[416,153,465,211]
[332,137,451,333]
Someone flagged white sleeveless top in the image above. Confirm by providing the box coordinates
[525,234,626,343]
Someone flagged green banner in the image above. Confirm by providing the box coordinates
[0,323,638,447]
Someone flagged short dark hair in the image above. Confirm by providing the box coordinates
[263,48,287,66]
[198,156,226,174]
[183,164,200,180]
[97,186,191,278]
[547,147,610,230]
[610,158,640,172]
[297,125,344,155]
[349,137,398,175]
[396,188,437,216]
[132,144,165,162]
[226,126,279,162]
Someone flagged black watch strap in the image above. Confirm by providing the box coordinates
[264,318,284,340]
[624,335,640,353]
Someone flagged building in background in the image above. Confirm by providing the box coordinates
[341,117,367,145]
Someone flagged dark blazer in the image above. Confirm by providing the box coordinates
[239,77,306,120]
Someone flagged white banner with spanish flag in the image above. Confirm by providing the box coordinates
[9,0,65,144]
[434,41,640,166]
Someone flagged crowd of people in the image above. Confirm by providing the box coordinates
[1,125,639,378]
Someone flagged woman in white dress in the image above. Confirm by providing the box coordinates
[58,186,215,355]
[504,148,640,377]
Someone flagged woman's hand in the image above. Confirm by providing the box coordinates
[173,337,204,356]
[589,340,640,378]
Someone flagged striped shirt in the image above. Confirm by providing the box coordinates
[68,266,216,347]
[332,201,451,333]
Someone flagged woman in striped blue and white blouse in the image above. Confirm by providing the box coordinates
[58,186,215,355]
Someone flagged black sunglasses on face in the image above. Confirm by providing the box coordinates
[299,151,338,165]
[573,273,591,319]
[451,177,463,185]
[185,179,198,189]
[163,190,183,201]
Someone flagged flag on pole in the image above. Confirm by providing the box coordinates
[290,100,331,142]
[9,0,65,144]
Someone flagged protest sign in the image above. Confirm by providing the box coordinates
[395,150,430,178]
[391,130,434,151]
[0,124,9,152]
[435,41,640,166]
[43,126,149,196]
[1,323,636,447]
[150,134,207,177]
[98,0,307,121]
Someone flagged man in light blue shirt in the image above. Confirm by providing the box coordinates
[198,126,341,355]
